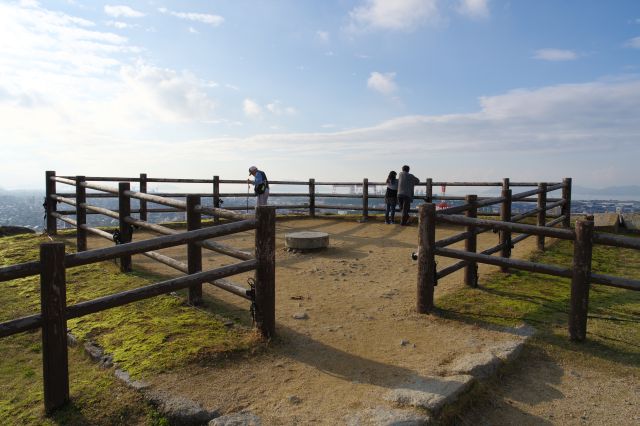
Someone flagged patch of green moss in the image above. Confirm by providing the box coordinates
[0,232,258,424]
[437,238,640,366]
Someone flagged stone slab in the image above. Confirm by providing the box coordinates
[593,213,619,228]
[285,231,329,250]
[384,374,474,413]
[622,213,640,231]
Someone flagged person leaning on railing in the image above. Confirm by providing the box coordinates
[397,165,420,226]
[248,166,270,206]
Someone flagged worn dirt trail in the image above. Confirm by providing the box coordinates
[88,217,540,423]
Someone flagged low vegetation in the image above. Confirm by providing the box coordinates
[0,232,259,425]
[438,237,640,364]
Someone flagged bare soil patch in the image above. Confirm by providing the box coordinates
[79,217,543,423]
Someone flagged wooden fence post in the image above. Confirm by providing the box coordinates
[362,178,369,221]
[118,182,132,272]
[500,188,512,273]
[186,195,202,305]
[75,176,87,252]
[426,178,433,203]
[465,194,478,287]
[45,171,57,235]
[502,177,510,192]
[569,217,594,341]
[40,242,69,414]
[213,175,220,225]
[309,178,316,218]
[139,173,147,222]
[562,177,572,228]
[537,182,547,251]
[417,203,436,313]
[254,205,276,338]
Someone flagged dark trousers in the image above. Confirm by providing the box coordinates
[398,195,412,225]
[385,203,396,223]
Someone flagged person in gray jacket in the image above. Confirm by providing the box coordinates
[397,165,420,226]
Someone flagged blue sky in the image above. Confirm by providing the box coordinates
[1,0,639,189]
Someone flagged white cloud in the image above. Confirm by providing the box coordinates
[349,0,439,32]
[158,7,224,27]
[266,101,296,116]
[243,99,262,117]
[106,20,132,29]
[188,26,199,34]
[533,48,578,61]
[367,72,397,95]
[104,5,144,18]
[117,63,217,122]
[625,36,640,49]
[316,30,330,44]
[456,0,489,20]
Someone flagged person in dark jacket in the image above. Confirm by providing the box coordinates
[397,165,420,226]
[384,171,398,224]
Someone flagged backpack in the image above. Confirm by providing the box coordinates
[254,171,269,195]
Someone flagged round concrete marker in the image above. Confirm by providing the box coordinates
[285,231,329,251]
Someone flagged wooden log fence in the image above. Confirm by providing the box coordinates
[0,199,275,414]
[48,172,567,230]
[416,202,640,343]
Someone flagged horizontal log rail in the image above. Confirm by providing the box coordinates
[546,215,566,227]
[436,214,575,240]
[436,246,574,278]
[123,216,253,261]
[196,205,250,221]
[0,220,257,282]
[66,260,257,321]
[141,251,252,300]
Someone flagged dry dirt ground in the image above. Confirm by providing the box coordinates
[84,217,638,424]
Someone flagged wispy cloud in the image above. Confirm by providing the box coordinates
[533,48,578,61]
[348,0,440,32]
[625,36,640,49]
[266,100,296,116]
[158,7,224,27]
[243,99,262,117]
[367,72,397,95]
[316,30,330,44]
[456,0,489,20]
[104,5,144,18]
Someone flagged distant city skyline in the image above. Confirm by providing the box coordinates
[1,1,640,190]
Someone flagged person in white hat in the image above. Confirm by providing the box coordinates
[248,166,269,206]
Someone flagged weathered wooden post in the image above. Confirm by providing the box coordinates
[139,173,147,222]
[569,217,594,341]
[309,178,316,218]
[75,176,87,252]
[500,188,512,273]
[426,178,433,203]
[40,242,69,414]
[118,182,132,272]
[417,203,436,313]
[562,177,572,228]
[537,182,547,251]
[465,194,478,287]
[45,171,57,235]
[502,177,510,192]
[213,175,220,225]
[186,195,202,305]
[254,205,276,338]
[362,178,369,221]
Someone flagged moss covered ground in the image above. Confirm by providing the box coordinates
[437,235,640,369]
[0,232,258,425]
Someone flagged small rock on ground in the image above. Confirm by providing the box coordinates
[209,412,262,426]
